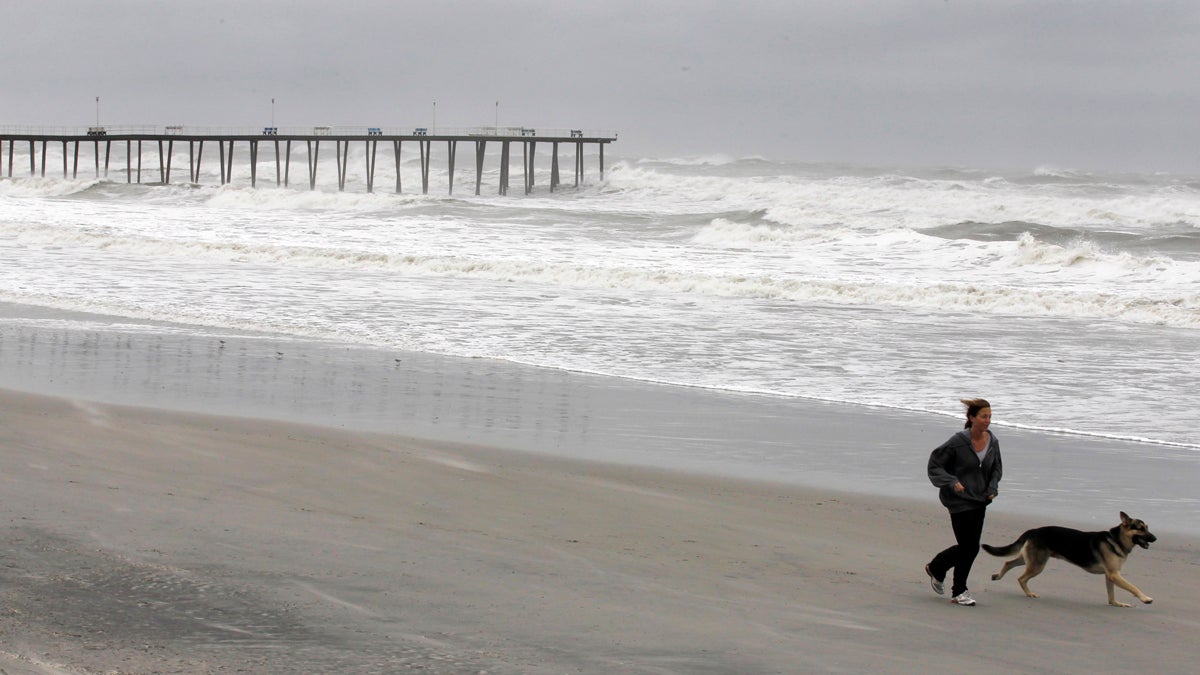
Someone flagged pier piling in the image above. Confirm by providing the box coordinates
[0,127,616,196]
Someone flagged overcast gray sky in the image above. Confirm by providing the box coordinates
[3,1,1198,173]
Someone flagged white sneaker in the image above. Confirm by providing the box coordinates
[951,591,976,606]
[925,564,944,596]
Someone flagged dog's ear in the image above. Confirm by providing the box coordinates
[1120,511,1130,524]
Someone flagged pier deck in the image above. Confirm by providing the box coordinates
[0,125,617,196]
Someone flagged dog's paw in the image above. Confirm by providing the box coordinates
[1025,592,1040,598]
[1111,600,1132,607]
[991,573,1001,580]
[1142,597,1153,604]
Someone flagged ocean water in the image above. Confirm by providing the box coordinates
[1,144,1199,456]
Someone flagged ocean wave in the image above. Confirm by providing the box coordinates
[691,217,1200,278]
[919,220,1200,259]
[602,162,1200,232]
[0,176,102,198]
[202,184,432,212]
[636,154,757,167]
[1003,231,1174,271]
[12,160,1200,237]
[690,218,855,247]
[1032,165,1088,179]
[5,221,1197,328]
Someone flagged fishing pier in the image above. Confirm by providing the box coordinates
[0,125,617,196]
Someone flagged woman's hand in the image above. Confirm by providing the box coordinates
[953,482,965,493]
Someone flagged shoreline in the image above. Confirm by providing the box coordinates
[2,305,1198,538]
[2,388,1199,672]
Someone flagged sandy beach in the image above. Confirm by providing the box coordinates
[2,386,1198,674]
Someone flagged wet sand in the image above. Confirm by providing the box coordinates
[2,388,1198,674]
[3,307,1197,538]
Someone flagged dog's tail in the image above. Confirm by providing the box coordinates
[981,532,1030,557]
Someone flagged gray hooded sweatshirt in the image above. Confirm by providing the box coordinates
[927,428,1002,513]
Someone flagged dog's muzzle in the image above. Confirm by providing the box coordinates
[1134,533,1157,549]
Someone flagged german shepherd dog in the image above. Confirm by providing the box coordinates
[982,512,1156,607]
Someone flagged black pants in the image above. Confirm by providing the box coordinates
[930,507,986,597]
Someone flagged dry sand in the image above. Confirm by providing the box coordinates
[2,387,1198,674]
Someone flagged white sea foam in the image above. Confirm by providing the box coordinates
[4,191,1199,331]
[638,154,747,167]
[0,176,101,197]
[201,184,430,212]
[603,161,1200,232]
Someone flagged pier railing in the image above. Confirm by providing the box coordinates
[0,125,617,140]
